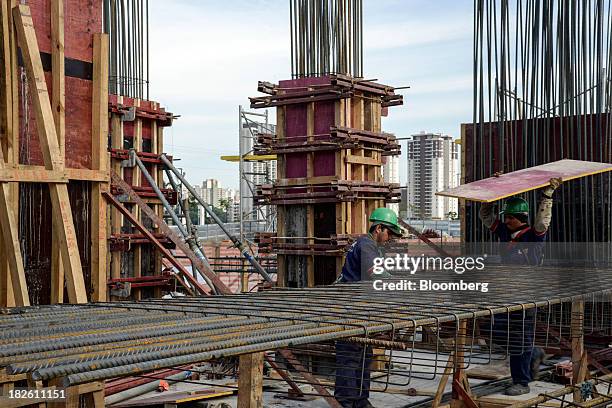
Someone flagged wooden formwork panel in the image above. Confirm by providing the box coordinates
[273,77,394,286]
[108,96,172,300]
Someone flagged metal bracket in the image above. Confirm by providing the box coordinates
[109,282,131,298]
[121,106,136,122]
[121,149,137,168]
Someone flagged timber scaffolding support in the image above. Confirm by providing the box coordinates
[0,268,611,407]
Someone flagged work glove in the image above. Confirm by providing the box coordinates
[542,177,562,198]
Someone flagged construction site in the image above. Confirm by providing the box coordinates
[0,0,612,407]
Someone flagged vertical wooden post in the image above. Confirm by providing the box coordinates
[275,105,286,287]
[0,0,20,307]
[132,100,142,299]
[50,0,65,304]
[110,109,123,292]
[237,352,264,408]
[450,319,470,408]
[150,102,162,297]
[91,33,109,302]
[571,299,586,402]
[306,101,315,287]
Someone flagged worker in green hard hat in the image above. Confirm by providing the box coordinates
[337,207,403,282]
[479,177,561,396]
[334,207,402,408]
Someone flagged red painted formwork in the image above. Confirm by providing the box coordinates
[280,77,338,179]
[19,73,93,169]
[18,0,102,169]
[27,0,101,61]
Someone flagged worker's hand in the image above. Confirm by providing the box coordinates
[549,177,562,190]
[542,177,562,198]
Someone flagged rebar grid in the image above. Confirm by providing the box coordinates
[471,0,612,246]
[0,266,610,390]
[290,0,363,78]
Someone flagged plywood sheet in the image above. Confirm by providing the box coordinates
[437,159,612,202]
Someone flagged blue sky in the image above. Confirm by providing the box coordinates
[149,1,474,189]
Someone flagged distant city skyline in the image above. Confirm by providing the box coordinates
[149,0,472,189]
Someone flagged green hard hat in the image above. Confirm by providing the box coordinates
[499,197,529,215]
[369,207,402,236]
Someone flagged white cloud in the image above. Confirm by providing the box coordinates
[147,1,473,187]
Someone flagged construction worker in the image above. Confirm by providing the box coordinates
[479,177,561,395]
[334,207,402,408]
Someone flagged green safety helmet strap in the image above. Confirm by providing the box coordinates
[499,197,529,215]
[369,207,403,236]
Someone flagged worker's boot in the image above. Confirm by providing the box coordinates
[505,383,530,396]
[530,347,545,380]
[356,400,375,408]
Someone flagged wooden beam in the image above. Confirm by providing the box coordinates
[0,167,109,182]
[150,106,162,297]
[571,300,586,403]
[110,111,123,288]
[51,0,64,165]
[237,352,264,408]
[345,154,380,166]
[13,4,87,303]
[0,181,29,306]
[0,3,26,306]
[132,100,142,299]
[90,33,109,302]
[0,0,13,307]
[6,0,19,307]
[51,0,66,304]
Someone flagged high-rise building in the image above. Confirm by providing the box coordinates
[202,179,220,208]
[406,132,460,219]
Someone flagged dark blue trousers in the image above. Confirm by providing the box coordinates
[334,341,372,408]
[492,311,536,385]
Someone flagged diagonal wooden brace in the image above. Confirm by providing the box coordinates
[13,4,86,303]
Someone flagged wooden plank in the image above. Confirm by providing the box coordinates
[132,100,143,299]
[0,167,107,182]
[346,154,380,166]
[571,300,586,403]
[91,33,109,302]
[110,112,123,285]
[437,159,612,202]
[432,353,454,407]
[0,181,28,306]
[0,0,13,307]
[276,175,337,187]
[151,104,162,297]
[0,34,29,307]
[0,168,66,182]
[7,0,18,307]
[276,105,286,287]
[91,34,108,172]
[306,101,314,287]
[237,352,264,408]
[13,4,87,304]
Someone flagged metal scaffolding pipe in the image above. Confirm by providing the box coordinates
[160,154,273,282]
